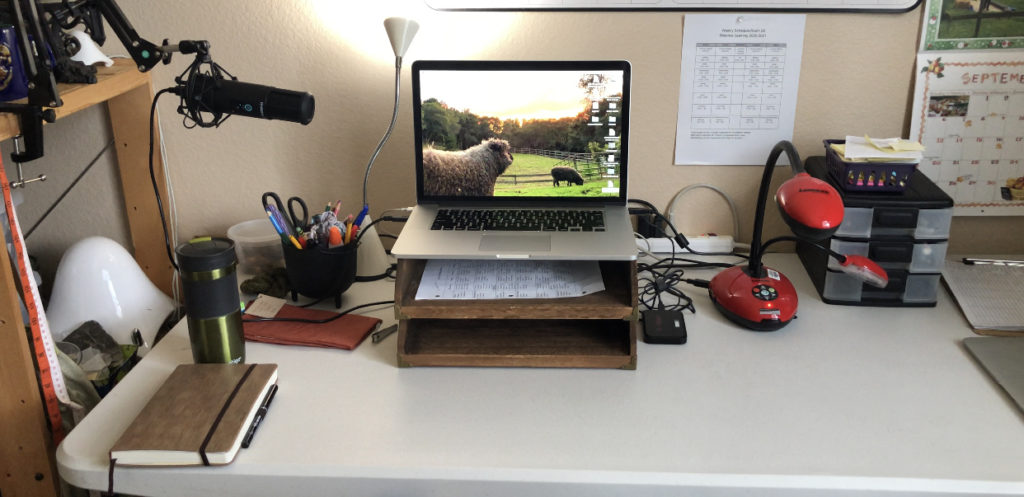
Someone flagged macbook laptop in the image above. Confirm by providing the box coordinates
[963,337,1024,415]
[391,60,637,261]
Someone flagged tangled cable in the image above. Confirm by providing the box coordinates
[638,268,695,313]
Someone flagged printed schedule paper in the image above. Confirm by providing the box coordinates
[674,14,805,165]
[415,259,606,300]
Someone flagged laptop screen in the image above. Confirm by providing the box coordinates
[412,60,630,204]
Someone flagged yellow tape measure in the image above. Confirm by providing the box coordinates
[1,162,67,444]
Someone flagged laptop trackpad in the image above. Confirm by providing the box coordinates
[479,234,551,253]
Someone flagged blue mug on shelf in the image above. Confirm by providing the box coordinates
[0,25,29,102]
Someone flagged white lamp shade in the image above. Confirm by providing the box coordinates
[46,237,174,352]
[384,17,419,58]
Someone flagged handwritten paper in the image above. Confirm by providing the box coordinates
[415,260,605,300]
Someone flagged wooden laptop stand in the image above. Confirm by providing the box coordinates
[394,259,638,369]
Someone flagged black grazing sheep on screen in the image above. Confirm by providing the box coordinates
[551,166,584,187]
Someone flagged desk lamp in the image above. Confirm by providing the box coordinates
[354,17,419,277]
[708,140,888,331]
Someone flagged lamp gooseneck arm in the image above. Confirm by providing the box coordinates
[362,56,404,208]
[747,140,802,276]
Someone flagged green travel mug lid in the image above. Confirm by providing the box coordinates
[175,237,236,272]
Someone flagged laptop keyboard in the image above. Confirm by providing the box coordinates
[431,209,606,232]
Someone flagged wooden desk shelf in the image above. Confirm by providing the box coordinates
[1,60,170,497]
[394,259,638,369]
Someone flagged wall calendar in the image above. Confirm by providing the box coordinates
[910,51,1024,216]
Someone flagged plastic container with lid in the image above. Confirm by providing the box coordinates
[226,219,285,276]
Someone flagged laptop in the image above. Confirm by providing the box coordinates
[391,60,637,261]
[963,337,1024,415]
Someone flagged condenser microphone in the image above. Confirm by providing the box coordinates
[174,73,315,126]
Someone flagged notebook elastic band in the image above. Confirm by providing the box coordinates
[103,457,116,496]
[199,363,256,465]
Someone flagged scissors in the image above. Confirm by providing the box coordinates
[262,192,309,233]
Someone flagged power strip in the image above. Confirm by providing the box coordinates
[638,234,735,254]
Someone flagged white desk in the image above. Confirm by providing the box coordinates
[57,254,1024,497]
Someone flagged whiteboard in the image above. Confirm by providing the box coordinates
[426,0,921,12]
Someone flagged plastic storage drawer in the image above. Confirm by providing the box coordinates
[834,206,952,240]
[797,240,941,307]
[821,270,940,306]
[826,238,948,273]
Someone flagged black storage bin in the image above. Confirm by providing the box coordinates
[797,156,953,307]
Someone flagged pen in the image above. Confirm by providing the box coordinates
[962,257,1024,266]
[371,324,399,344]
[241,383,278,449]
[266,209,285,236]
[267,204,293,235]
[267,209,301,249]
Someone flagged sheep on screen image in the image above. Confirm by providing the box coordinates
[422,138,514,196]
[551,166,584,187]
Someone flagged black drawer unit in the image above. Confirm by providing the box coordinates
[797,157,953,307]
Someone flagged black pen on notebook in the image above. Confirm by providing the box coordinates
[962,257,1024,266]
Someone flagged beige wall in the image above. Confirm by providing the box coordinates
[4,0,1023,290]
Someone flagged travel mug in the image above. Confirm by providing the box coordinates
[175,237,245,364]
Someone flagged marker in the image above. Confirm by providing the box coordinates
[353,204,369,230]
[328,225,343,248]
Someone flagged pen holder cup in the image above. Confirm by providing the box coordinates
[281,242,358,308]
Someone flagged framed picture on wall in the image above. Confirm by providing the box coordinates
[920,0,1024,51]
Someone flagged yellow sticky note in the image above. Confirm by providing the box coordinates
[889,140,925,152]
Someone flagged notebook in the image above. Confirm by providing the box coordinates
[391,60,637,261]
[243,298,382,349]
[110,363,278,466]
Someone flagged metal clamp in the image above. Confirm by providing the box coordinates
[8,137,47,188]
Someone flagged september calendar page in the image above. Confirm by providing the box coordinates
[911,52,1024,216]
